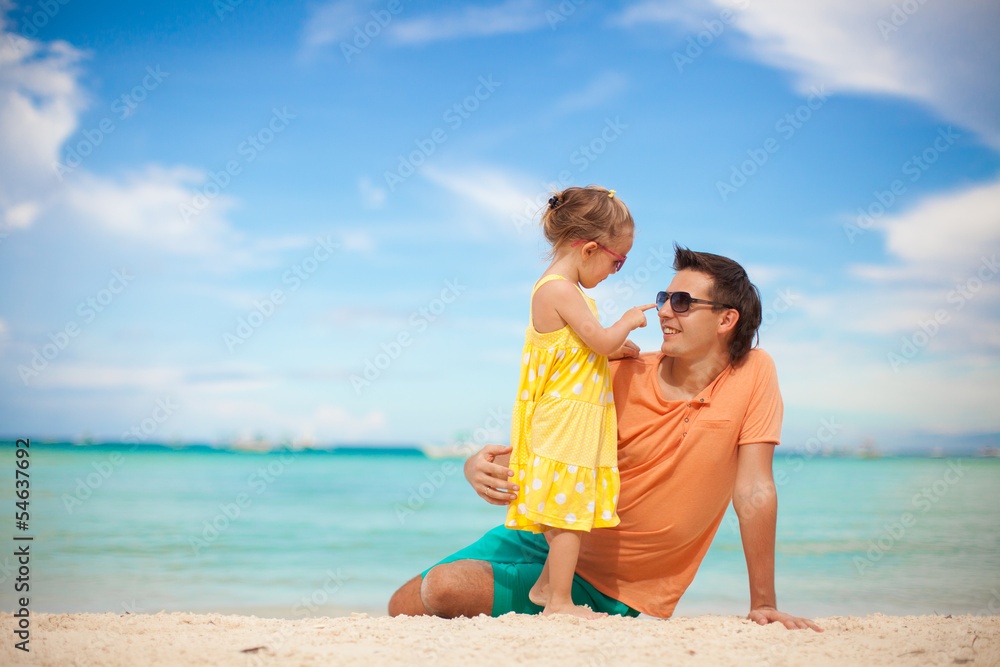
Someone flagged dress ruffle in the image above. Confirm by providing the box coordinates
[505,452,620,532]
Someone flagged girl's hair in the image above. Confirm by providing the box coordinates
[540,185,634,255]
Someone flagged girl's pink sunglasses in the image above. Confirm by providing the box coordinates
[572,239,627,272]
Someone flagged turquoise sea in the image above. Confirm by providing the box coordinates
[2,443,999,619]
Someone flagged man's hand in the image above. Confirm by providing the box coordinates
[748,607,823,632]
[609,339,640,360]
[464,444,517,505]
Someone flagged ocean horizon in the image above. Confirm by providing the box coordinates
[1,441,998,620]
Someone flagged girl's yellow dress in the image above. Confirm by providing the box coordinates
[505,275,620,533]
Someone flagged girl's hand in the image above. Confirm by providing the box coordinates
[622,303,658,330]
[464,444,517,505]
[609,339,640,360]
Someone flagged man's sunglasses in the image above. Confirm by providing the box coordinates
[656,291,735,313]
[571,239,627,272]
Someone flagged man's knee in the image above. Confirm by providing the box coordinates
[388,575,427,617]
[420,560,493,618]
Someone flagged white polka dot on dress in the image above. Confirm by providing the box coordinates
[534,456,541,466]
[573,383,583,395]
[551,391,560,398]
[567,465,577,473]
[556,350,565,360]
[587,501,595,512]
[537,502,546,512]
[570,363,579,372]
[550,370,559,381]
[555,493,566,504]
[528,368,535,381]
[587,352,595,363]
[552,470,559,481]
[565,513,577,524]
[602,510,612,521]
[518,503,527,515]
[532,478,542,490]
[523,353,530,365]
[592,372,600,383]
[575,482,585,493]
[519,470,525,480]
[521,390,529,400]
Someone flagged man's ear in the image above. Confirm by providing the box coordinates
[717,308,739,336]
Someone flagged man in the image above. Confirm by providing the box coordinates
[389,246,821,631]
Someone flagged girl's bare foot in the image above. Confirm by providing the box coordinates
[541,601,607,619]
[528,582,549,607]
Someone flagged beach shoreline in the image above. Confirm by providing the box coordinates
[2,611,998,666]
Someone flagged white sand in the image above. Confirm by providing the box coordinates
[2,612,998,666]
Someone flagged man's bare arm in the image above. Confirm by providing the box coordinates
[734,442,823,632]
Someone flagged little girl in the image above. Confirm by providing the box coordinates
[505,185,655,618]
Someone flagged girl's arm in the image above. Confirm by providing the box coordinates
[534,280,656,356]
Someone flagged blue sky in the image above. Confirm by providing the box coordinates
[1,0,998,451]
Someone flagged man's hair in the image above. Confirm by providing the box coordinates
[672,245,762,366]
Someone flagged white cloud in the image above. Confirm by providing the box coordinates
[62,166,242,255]
[759,177,1000,435]
[358,176,387,208]
[770,337,1000,433]
[389,0,549,45]
[4,200,39,228]
[544,71,629,120]
[299,0,377,60]
[312,404,386,439]
[880,179,1000,266]
[618,0,1000,148]
[736,173,1000,437]
[421,163,540,237]
[299,0,551,57]
[31,363,187,390]
[0,23,86,230]
[341,230,375,253]
[0,20,317,272]
[615,0,705,30]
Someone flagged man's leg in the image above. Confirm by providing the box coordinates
[388,559,494,618]
[387,575,428,616]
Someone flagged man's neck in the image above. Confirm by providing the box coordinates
[657,351,731,401]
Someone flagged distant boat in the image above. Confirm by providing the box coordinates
[232,435,275,452]
[857,438,880,459]
[419,442,480,459]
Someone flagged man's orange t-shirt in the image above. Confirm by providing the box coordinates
[574,348,783,618]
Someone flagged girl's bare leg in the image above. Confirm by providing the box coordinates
[528,535,551,606]
[538,528,606,619]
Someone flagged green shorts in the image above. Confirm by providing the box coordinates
[421,524,639,617]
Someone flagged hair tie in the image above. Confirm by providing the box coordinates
[548,195,560,209]
[608,190,616,199]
